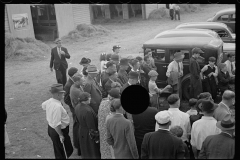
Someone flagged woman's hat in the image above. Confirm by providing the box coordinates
[174,52,185,61]
[49,84,65,94]
[79,57,91,65]
[86,65,99,73]
[216,115,235,131]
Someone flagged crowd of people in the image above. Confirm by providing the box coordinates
[40,38,235,159]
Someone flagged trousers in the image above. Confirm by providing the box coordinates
[55,64,67,86]
[48,125,73,159]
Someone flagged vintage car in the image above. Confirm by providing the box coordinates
[154,28,221,39]
[175,22,235,43]
[142,36,224,100]
[207,8,235,33]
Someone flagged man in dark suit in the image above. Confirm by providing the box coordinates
[132,105,158,157]
[141,110,185,159]
[50,38,71,86]
[199,115,235,159]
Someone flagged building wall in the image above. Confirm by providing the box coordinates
[5,5,10,33]
[54,4,75,39]
[72,4,91,28]
[5,4,35,38]
[145,4,166,19]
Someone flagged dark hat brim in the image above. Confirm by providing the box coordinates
[79,59,91,65]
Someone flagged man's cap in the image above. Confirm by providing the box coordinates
[49,84,65,94]
[68,67,78,77]
[86,65,99,73]
[136,56,143,62]
[72,73,83,82]
[111,99,122,111]
[192,47,204,54]
[119,58,129,66]
[55,38,61,43]
[174,52,185,61]
[111,54,120,61]
[155,110,172,124]
[129,71,139,80]
[167,94,180,105]
[113,45,121,50]
[109,88,120,98]
[79,57,91,65]
[148,70,158,77]
[216,115,235,131]
[218,63,227,70]
[78,92,91,102]
[201,99,218,112]
[208,57,216,62]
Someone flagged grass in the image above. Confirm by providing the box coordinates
[5,4,234,158]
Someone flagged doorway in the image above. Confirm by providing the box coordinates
[30,4,58,41]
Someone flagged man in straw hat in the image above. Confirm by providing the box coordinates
[166,51,184,99]
[141,110,185,159]
[191,99,220,158]
[189,48,204,99]
[199,115,235,159]
[106,99,139,159]
[42,84,73,159]
[83,65,102,115]
[75,92,101,159]
[50,38,71,86]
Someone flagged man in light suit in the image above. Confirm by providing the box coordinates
[214,90,235,121]
[50,38,71,86]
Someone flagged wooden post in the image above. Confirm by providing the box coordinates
[105,5,111,19]
[122,4,129,19]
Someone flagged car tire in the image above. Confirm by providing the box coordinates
[182,78,191,100]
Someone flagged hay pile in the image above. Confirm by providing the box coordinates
[148,7,167,19]
[179,4,202,13]
[5,33,51,61]
[62,24,110,43]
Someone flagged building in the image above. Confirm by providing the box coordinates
[5,4,91,41]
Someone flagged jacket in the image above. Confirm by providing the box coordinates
[198,132,235,159]
[213,102,231,121]
[50,46,70,70]
[141,129,185,159]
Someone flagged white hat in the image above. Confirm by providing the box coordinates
[155,111,172,124]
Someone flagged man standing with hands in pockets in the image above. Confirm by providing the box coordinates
[50,38,71,87]
[42,84,73,159]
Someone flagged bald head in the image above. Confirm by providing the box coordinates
[222,90,235,101]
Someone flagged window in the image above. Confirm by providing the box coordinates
[217,14,229,21]
[214,29,229,38]
[230,14,235,21]
[169,49,190,63]
[151,49,166,62]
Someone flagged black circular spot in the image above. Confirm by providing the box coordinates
[121,85,149,114]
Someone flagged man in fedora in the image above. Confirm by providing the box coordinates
[189,48,204,99]
[199,115,235,159]
[50,38,71,86]
[42,84,73,159]
[141,110,185,159]
[214,90,235,121]
[118,58,129,85]
[83,65,103,115]
[191,99,221,158]
[120,71,140,94]
[166,51,184,99]
[79,57,91,74]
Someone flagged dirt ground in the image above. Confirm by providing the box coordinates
[5,4,234,158]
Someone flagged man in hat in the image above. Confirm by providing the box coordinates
[189,48,203,99]
[112,45,121,55]
[118,58,129,85]
[120,71,140,94]
[104,71,123,94]
[50,38,71,86]
[214,90,235,121]
[106,99,139,159]
[141,110,185,159]
[199,115,235,159]
[111,54,120,72]
[218,63,231,94]
[75,92,101,159]
[100,61,117,91]
[191,99,221,158]
[166,51,184,99]
[42,84,73,159]
[69,74,84,154]
[83,65,102,115]
[79,57,91,75]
